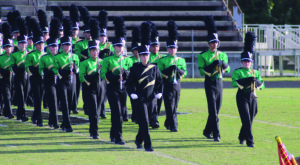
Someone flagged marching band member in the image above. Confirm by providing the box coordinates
[198,16,230,142]
[157,20,187,132]
[232,32,265,148]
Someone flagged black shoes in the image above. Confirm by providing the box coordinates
[170,128,178,132]
[214,137,220,142]
[203,133,213,139]
[145,147,154,152]
[135,141,143,149]
[115,141,125,145]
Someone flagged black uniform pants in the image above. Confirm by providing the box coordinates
[203,78,223,138]
[57,78,73,129]
[44,77,59,126]
[135,98,153,149]
[30,75,43,125]
[86,82,101,136]
[163,82,180,130]
[14,73,26,117]
[107,84,127,142]
[0,78,13,117]
[236,90,257,145]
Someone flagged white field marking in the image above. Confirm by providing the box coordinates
[220,114,300,129]
[5,145,17,148]
[59,143,71,146]
[0,124,7,127]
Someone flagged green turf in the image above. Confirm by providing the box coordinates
[1,88,299,164]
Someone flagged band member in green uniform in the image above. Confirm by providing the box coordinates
[198,16,230,142]
[127,22,162,152]
[79,19,103,139]
[149,22,164,128]
[0,23,14,119]
[126,26,140,123]
[100,16,130,145]
[11,17,29,122]
[158,20,187,132]
[25,18,45,126]
[39,18,61,129]
[53,18,79,132]
[232,32,264,148]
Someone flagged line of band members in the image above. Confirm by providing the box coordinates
[0,31,265,148]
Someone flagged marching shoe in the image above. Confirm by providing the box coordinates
[145,147,154,152]
[203,133,213,139]
[135,141,143,149]
[214,137,220,142]
[115,141,125,145]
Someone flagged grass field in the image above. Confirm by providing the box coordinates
[0,87,299,165]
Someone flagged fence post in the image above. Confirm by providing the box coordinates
[191,29,194,78]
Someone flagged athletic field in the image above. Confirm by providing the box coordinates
[0,86,299,164]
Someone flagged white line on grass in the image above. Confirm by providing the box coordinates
[220,114,300,129]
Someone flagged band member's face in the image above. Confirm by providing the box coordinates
[114,45,122,55]
[132,50,139,59]
[27,39,33,46]
[208,41,218,51]
[85,32,91,40]
[150,44,159,54]
[167,47,177,56]
[35,42,44,52]
[18,42,27,52]
[99,36,107,44]
[72,29,79,37]
[89,49,99,60]
[241,60,252,69]
[62,44,71,53]
[43,33,49,41]
[140,54,149,66]
[48,46,58,55]
[4,46,12,55]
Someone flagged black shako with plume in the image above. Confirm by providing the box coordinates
[204,16,219,44]
[69,4,80,30]
[112,16,126,46]
[25,16,33,39]
[166,20,178,48]
[149,21,159,45]
[2,23,13,47]
[241,32,256,62]
[138,22,151,55]
[131,26,140,51]
[47,17,61,47]
[52,6,64,30]
[29,17,44,45]
[60,18,72,45]
[98,10,108,36]
[16,17,28,43]
[7,10,21,34]
[88,18,100,49]
[37,9,49,33]
[78,6,91,32]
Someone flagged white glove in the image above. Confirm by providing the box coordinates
[130,93,138,100]
[155,93,162,99]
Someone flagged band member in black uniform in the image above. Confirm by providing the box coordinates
[232,32,265,148]
[198,16,230,142]
[25,18,45,126]
[157,20,187,132]
[11,17,29,122]
[100,17,130,145]
[79,19,103,139]
[39,18,61,129]
[0,23,14,119]
[126,22,162,152]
